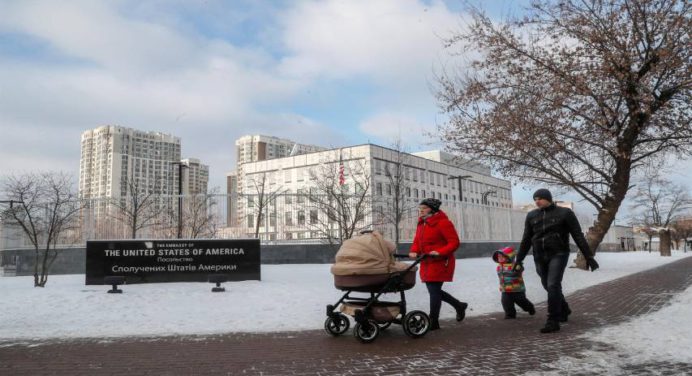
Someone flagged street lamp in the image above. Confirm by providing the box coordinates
[171,162,189,239]
[0,200,24,209]
[448,175,472,202]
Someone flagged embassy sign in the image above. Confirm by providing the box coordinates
[85,239,260,284]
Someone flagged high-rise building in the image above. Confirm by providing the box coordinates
[226,171,238,226]
[235,135,326,164]
[79,125,182,199]
[181,158,209,195]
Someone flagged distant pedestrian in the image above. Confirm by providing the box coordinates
[492,246,535,319]
[409,198,468,330]
[514,188,599,333]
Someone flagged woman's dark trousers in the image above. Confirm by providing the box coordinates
[534,253,570,322]
[425,282,463,323]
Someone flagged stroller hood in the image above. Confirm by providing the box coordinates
[331,231,409,276]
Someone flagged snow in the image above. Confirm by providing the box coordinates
[525,283,692,375]
[1,251,690,345]
[569,282,692,368]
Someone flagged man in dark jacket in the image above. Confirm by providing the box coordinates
[514,188,599,333]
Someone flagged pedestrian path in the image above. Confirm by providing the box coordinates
[2,256,692,375]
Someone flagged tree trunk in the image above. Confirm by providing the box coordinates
[575,154,632,269]
[659,229,672,256]
[33,249,40,287]
[575,193,620,268]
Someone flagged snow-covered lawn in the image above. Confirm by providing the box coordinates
[1,251,690,344]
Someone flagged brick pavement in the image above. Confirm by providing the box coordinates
[2,256,692,375]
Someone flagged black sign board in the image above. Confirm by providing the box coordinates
[85,239,261,284]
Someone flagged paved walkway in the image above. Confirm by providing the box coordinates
[2,257,692,375]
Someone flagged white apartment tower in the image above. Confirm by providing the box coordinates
[79,125,182,198]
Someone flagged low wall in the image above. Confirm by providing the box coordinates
[1,241,619,277]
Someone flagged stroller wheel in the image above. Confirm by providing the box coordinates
[377,322,392,330]
[403,310,430,338]
[353,319,380,343]
[324,313,350,336]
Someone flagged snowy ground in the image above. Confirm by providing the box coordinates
[534,278,692,375]
[1,251,690,345]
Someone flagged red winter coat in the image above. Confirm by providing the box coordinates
[411,210,460,282]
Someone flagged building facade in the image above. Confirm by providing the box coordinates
[79,125,182,198]
[181,158,209,195]
[233,143,514,242]
[235,134,326,164]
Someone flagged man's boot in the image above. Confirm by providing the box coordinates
[430,319,440,331]
[540,320,560,333]
[558,306,572,322]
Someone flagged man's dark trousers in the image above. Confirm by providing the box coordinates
[534,253,570,321]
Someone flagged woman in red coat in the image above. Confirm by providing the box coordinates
[409,198,468,330]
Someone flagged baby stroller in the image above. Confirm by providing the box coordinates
[325,231,431,343]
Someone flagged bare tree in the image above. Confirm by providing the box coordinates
[243,173,286,238]
[1,172,82,287]
[184,189,220,239]
[374,138,417,247]
[437,0,691,268]
[629,174,691,255]
[308,157,373,243]
[110,177,167,239]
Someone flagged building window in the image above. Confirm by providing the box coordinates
[247,214,254,228]
[285,212,293,226]
[376,182,383,196]
[269,211,276,227]
[297,210,306,225]
[310,210,318,225]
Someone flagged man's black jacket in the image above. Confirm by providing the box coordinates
[516,203,594,263]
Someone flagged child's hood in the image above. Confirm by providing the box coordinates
[492,246,517,263]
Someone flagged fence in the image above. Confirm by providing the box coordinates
[0,193,529,251]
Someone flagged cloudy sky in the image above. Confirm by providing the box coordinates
[0,0,688,212]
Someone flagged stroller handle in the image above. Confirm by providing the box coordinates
[393,253,437,260]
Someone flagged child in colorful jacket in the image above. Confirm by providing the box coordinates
[492,246,536,319]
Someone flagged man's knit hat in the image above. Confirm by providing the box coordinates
[533,188,553,202]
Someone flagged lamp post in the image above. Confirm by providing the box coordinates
[0,200,24,209]
[171,162,188,239]
[448,175,472,202]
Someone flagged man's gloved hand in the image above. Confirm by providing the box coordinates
[512,261,524,272]
[586,258,599,272]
